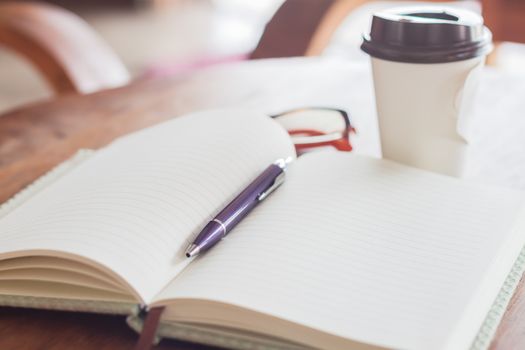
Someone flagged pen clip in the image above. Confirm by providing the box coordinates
[258,171,285,201]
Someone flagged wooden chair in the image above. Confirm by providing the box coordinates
[255,0,525,58]
[0,2,130,95]
[250,0,368,59]
[0,0,519,100]
[482,0,525,44]
[0,0,371,99]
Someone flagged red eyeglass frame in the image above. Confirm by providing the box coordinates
[271,108,356,153]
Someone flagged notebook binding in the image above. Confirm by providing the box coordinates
[470,244,525,350]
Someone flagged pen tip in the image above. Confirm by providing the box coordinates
[185,244,200,258]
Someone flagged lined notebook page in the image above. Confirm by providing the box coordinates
[155,152,525,350]
[0,110,295,303]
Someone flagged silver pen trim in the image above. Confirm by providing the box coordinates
[212,218,227,235]
[274,156,293,170]
[185,244,200,258]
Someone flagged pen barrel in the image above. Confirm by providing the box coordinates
[217,163,284,230]
[192,220,225,253]
[192,163,284,254]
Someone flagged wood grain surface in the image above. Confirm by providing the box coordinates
[0,307,203,350]
[0,59,523,350]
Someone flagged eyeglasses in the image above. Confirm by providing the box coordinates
[271,108,355,154]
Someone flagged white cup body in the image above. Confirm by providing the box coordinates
[371,56,485,177]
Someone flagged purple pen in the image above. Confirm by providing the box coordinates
[184,158,290,258]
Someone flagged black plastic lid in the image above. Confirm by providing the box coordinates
[361,7,493,63]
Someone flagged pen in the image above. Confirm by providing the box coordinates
[185,158,290,258]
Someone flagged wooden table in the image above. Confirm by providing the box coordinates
[0,58,524,350]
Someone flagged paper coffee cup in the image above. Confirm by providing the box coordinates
[361,7,492,177]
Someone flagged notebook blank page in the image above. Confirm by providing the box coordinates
[157,152,525,350]
[0,110,295,303]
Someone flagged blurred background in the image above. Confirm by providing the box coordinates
[0,0,524,114]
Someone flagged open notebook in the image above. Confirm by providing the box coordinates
[1,109,525,350]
